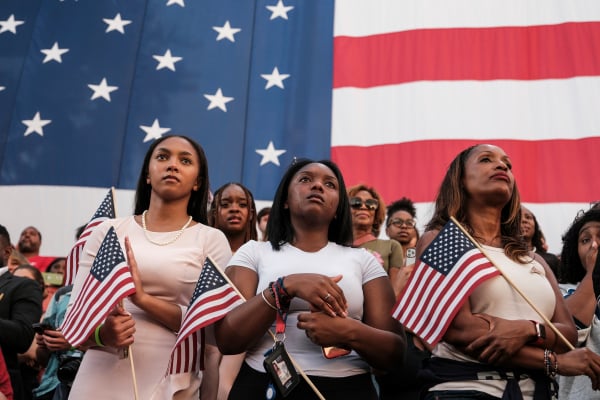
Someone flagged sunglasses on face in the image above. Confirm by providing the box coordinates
[387,218,416,228]
[349,197,379,210]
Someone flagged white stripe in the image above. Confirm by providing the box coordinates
[334,0,600,36]
[404,202,588,255]
[0,186,135,256]
[332,77,600,146]
[0,188,583,259]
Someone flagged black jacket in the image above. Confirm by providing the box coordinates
[0,271,43,400]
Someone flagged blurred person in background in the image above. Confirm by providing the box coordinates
[520,206,560,278]
[16,228,54,273]
[0,224,43,400]
[348,184,404,296]
[208,182,258,400]
[256,207,271,242]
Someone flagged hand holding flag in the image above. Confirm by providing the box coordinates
[61,226,136,347]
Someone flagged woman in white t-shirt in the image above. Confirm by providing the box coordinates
[214,159,406,400]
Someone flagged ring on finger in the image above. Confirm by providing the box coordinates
[324,293,331,302]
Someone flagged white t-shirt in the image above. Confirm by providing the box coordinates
[228,240,387,377]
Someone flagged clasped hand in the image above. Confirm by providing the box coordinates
[284,273,350,347]
[297,310,352,347]
[282,273,348,317]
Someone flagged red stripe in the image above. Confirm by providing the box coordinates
[332,137,600,203]
[334,22,600,88]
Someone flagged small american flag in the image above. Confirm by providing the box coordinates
[392,219,500,346]
[168,257,243,375]
[64,188,116,286]
[61,226,135,347]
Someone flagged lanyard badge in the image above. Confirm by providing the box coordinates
[263,279,299,398]
[263,340,300,398]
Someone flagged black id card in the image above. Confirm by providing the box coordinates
[263,341,300,397]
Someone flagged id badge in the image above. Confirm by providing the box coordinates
[263,341,300,397]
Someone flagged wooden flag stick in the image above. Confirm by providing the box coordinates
[450,216,575,351]
[127,345,140,400]
[208,256,326,400]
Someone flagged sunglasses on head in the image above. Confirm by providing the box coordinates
[349,197,379,210]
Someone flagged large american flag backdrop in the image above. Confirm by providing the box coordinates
[1,0,599,256]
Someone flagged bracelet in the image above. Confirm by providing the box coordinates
[272,277,292,310]
[544,349,558,378]
[261,289,277,311]
[94,324,105,347]
[277,276,291,297]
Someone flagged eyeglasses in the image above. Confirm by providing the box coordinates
[349,197,379,211]
[387,218,416,228]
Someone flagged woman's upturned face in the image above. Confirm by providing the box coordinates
[463,145,514,205]
[520,207,535,241]
[286,163,339,223]
[147,137,200,202]
[215,184,250,235]
[578,221,600,271]
[350,190,377,229]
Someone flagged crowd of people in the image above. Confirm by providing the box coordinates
[1,137,600,400]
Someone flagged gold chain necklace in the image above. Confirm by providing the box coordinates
[141,210,193,246]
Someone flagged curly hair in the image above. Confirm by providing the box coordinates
[387,197,417,220]
[426,145,528,263]
[558,208,600,284]
[347,184,386,237]
[209,182,258,243]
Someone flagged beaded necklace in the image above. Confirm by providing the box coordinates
[141,210,193,246]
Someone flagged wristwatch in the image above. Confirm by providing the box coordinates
[531,320,546,346]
